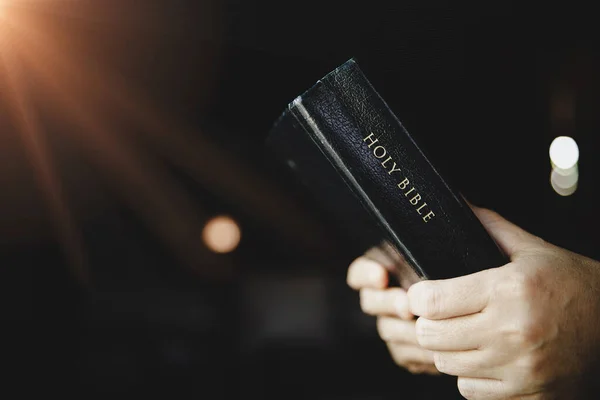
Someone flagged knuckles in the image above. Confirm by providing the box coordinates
[491,267,548,320]
[504,315,548,351]
[492,268,538,301]
[515,352,547,386]
[492,268,552,349]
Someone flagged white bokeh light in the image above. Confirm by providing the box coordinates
[551,168,578,190]
[549,136,579,171]
[549,136,579,197]
[551,174,577,197]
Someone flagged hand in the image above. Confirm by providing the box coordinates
[408,206,600,399]
[347,256,439,375]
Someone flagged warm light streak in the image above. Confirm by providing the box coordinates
[0,1,8,38]
[0,1,215,280]
[0,45,88,282]
[0,0,328,282]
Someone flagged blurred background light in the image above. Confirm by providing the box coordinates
[549,136,579,196]
[3,2,599,398]
[551,170,578,197]
[550,136,579,171]
[202,215,241,254]
[551,168,579,188]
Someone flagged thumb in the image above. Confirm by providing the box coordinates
[470,205,540,257]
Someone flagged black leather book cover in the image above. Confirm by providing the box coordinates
[267,59,507,285]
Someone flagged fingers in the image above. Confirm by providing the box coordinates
[415,313,487,351]
[407,270,492,319]
[350,256,412,319]
[360,288,412,319]
[377,317,418,344]
[347,257,388,290]
[457,377,512,400]
[387,342,436,366]
[471,206,540,257]
[406,363,440,375]
[433,350,496,379]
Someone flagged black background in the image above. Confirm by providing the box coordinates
[1,1,599,398]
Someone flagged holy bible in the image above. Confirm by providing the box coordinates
[267,59,507,286]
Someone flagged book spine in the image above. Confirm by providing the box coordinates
[285,60,507,280]
[289,97,427,278]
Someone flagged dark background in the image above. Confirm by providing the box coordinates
[1,1,599,398]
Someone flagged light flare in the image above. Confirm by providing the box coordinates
[0,1,221,281]
[0,0,335,283]
[549,136,579,197]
